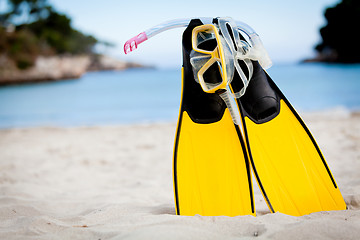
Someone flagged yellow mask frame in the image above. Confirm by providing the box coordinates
[191,24,228,94]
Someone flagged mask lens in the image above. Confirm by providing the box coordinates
[193,26,219,52]
[225,22,238,51]
[202,61,223,87]
[196,34,217,51]
[191,24,227,93]
[230,65,245,94]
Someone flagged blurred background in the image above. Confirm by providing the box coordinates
[0,0,359,128]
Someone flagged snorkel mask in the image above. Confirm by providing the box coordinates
[124,17,272,125]
[189,23,241,125]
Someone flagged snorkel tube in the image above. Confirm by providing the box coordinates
[124,18,209,54]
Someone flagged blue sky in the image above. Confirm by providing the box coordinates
[46,0,339,68]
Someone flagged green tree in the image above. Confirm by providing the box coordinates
[25,10,97,54]
[316,0,360,63]
[0,0,50,25]
[0,0,103,69]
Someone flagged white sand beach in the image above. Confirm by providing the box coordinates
[1,109,360,239]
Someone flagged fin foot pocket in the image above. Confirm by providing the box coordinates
[238,61,280,124]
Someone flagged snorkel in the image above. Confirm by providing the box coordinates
[124,18,203,54]
[124,17,272,125]
[124,17,271,69]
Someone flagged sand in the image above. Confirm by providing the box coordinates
[0,109,360,239]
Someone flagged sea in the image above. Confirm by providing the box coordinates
[0,63,359,128]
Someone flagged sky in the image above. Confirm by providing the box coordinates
[45,0,340,68]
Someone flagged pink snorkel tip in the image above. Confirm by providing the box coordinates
[124,32,148,54]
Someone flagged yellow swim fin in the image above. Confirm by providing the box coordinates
[173,19,255,217]
[232,61,347,216]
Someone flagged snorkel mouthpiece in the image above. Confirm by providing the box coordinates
[124,32,148,54]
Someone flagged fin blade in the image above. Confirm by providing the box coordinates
[246,100,346,216]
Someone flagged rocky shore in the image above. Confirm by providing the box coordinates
[0,54,144,85]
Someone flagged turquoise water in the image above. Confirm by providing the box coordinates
[0,63,359,128]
